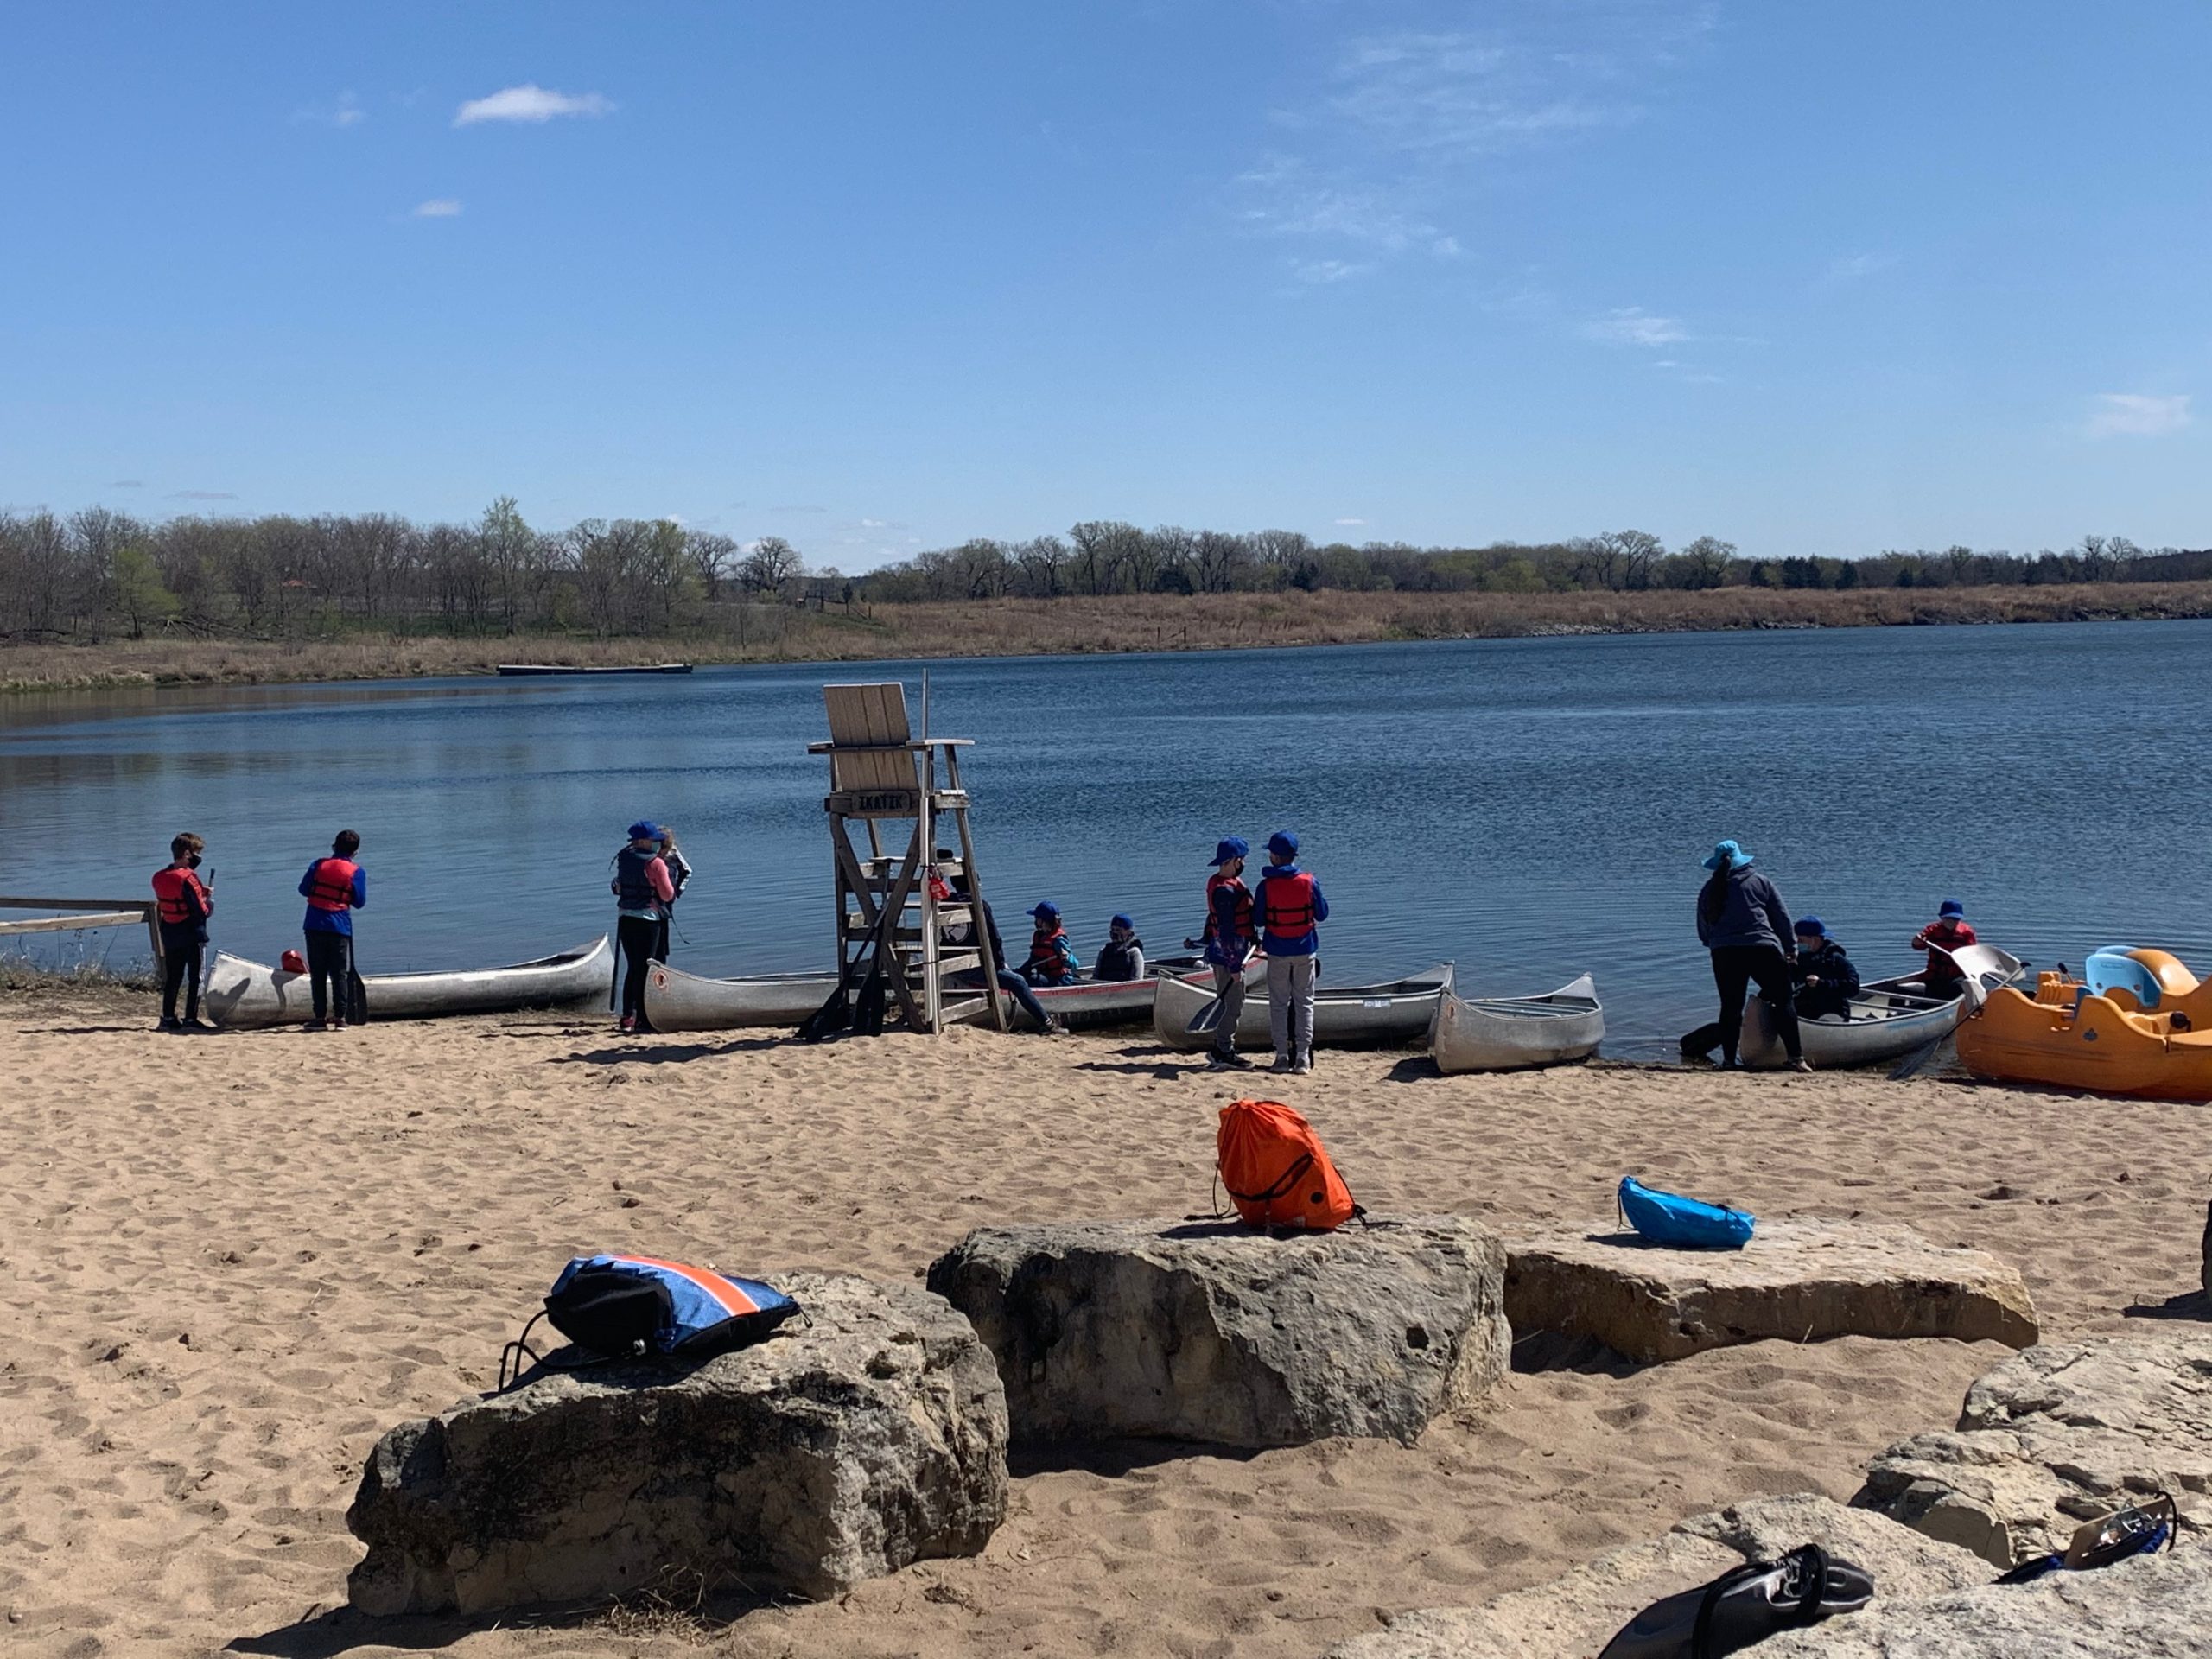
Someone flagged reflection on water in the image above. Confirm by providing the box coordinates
[5,621,2210,1054]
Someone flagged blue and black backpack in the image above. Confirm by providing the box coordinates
[499,1253,799,1389]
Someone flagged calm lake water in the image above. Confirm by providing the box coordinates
[5,620,2210,1055]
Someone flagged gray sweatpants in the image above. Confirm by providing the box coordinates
[1267,954,1318,1064]
[1209,963,1247,1058]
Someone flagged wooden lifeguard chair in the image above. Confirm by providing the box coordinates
[810,682,1008,1033]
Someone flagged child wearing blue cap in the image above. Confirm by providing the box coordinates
[1095,913,1146,982]
[1256,830,1328,1074]
[1192,837,1258,1069]
[1910,900,1977,999]
[1018,901,1078,986]
[1790,916,1860,1022]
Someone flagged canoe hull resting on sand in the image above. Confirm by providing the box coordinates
[202,936,613,1028]
[1152,963,1454,1052]
[644,954,1234,1033]
[1955,946,2212,1101]
[1738,944,2025,1070]
[1428,973,1604,1072]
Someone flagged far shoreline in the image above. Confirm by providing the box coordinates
[5,578,2210,694]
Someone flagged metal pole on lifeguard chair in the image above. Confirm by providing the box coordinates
[810,679,1007,1033]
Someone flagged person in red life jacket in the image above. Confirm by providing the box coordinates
[611,819,676,1033]
[1187,836,1258,1071]
[297,829,366,1032]
[1019,901,1079,986]
[150,831,214,1032]
[1909,899,1978,999]
[1255,830,1328,1074]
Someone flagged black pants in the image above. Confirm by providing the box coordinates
[159,922,204,1021]
[305,931,352,1022]
[619,915,659,1025]
[1712,944,1800,1063]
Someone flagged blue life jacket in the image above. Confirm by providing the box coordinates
[614,845,662,913]
[1618,1175,1755,1249]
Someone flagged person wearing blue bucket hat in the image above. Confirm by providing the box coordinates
[1694,838,1808,1071]
[610,819,676,1033]
[1909,899,1978,999]
[1095,912,1146,983]
[1256,830,1330,1074]
[1186,837,1259,1069]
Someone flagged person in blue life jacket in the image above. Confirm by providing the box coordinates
[298,829,366,1032]
[611,820,676,1034]
[1255,831,1328,1075]
[1694,839,1808,1072]
[1789,916,1861,1023]
[1188,836,1259,1071]
[1094,913,1145,982]
[1019,901,1079,986]
[944,869,1065,1034]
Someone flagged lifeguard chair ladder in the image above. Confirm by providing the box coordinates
[810,683,1007,1033]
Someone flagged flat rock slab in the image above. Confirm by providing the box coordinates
[346,1272,1007,1616]
[1328,1493,1990,1659]
[1857,1330,2212,1567]
[925,1216,1508,1447]
[1753,1541,2212,1656]
[1505,1218,2039,1365]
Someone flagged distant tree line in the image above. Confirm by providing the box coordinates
[3,500,2205,645]
[855,524,2212,602]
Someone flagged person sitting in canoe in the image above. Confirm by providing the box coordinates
[944,873,1065,1033]
[1789,916,1860,1022]
[1019,902,1079,986]
[1694,839,1808,1072]
[1094,913,1145,982]
[1908,899,1977,999]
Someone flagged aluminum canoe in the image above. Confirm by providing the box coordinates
[1429,973,1605,1073]
[1739,944,2025,1069]
[1152,963,1455,1052]
[203,935,614,1028]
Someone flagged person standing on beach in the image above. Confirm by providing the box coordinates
[1255,831,1327,1075]
[654,827,693,965]
[612,821,676,1034]
[298,830,366,1032]
[150,832,213,1032]
[1694,838,1808,1072]
[1194,836,1258,1071]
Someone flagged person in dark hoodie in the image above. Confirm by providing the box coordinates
[1694,838,1808,1071]
[1789,916,1861,1022]
[1094,913,1145,982]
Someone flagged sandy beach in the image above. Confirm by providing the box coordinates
[2,998,2203,1658]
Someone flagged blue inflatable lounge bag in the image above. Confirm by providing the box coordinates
[1618,1176,1755,1250]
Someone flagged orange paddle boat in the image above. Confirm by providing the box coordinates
[1955,947,2212,1100]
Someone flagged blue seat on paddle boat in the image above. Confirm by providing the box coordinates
[2085,949,2165,1010]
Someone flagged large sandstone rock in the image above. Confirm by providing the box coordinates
[346,1272,1007,1615]
[1857,1330,2212,1567]
[1753,1541,2212,1656]
[1327,1493,1989,1659]
[925,1216,1508,1447]
[1505,1218,2039,1365]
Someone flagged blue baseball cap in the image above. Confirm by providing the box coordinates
[1938,899,1965,918]
[1702,838,1752,872]
[1795,915,1827,938]
[1267,830,1299,858]
[628,820,661,842]
[1210,836,1249,866]
[1027,900,1060,921]
[1109,912,1135,931]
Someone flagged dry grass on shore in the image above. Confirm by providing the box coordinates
[5,579,2210,692]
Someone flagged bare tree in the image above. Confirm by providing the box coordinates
[740,535,803,596]
[1679,535,1735,590]
[686,531,737,602]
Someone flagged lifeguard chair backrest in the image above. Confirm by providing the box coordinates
[823,683,917,797]
[1217,1098,1357,1231]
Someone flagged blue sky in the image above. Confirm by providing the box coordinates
[3,2,2207,567]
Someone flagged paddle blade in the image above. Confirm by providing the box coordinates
[1679,1021,1722,1058]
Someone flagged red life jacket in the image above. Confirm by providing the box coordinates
[307,857,359,912]
[151,865,209,925]
[1204,874,1255,950]
[1261,869,1317,935]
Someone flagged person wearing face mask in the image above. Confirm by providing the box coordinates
[1255,830,1328,1075]
[1094,913,1145,982]
[150,832,214,1032]
[610,820,675,1034]
[1789,916,1860,1023]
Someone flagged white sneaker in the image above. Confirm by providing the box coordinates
[1292,1056,1313,1075]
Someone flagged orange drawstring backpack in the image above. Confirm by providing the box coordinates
[1216,1098,1358,1231]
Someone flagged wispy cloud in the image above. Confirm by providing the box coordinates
[2086,392,2191,438]
[454,84,614,126]
[1582,307,1687,346]
[109,480,143,489]
[296,92,365,128]
[1820,251,1897,287]
[168,489,238,501]
[770,504,829,514]
[1334,517,1367,526]
[1294,257,1376,284]
[412,199,463,219]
